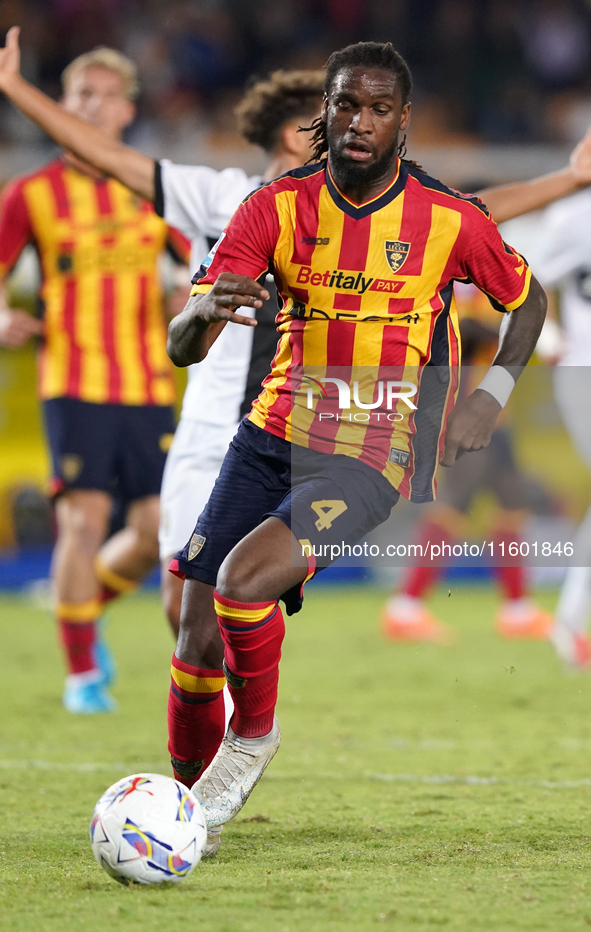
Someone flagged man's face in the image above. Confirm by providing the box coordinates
[323,66,411,186]
[62,66,135,140]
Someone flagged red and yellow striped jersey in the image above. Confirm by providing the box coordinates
[0,158,189,405]
[191,160,531,501]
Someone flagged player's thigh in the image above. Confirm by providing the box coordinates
[439,444,491,512]
[126,495,160,538]
[42,398,118,498]
[158,419,232,560]
[117,404,176,504]
[555,367,591,469]
[54,488,112,546]
[485,429,527,510]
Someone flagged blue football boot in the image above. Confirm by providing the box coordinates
[63,672,116,714]
[93,622,117,687]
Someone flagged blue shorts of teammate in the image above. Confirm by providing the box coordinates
[171,418,399,615]
[43,398,176,501]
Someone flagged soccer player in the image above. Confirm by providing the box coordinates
[0,47,189,714]
[526,194,591,668]
[0,27,589,843]
[382,281,553,644]
[166,41,547,835]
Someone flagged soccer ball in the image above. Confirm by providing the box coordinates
[90,773,207,885]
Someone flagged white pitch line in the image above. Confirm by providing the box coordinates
[1,761,590,790]
[372,772,591,789]
[0,760,168,773]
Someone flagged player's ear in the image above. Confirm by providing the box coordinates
[122,99,136,129]
[399,101,411,132]
[320,96,328,121]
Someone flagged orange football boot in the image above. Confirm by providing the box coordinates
[381,595,454,644]
[496,599,553,639]
[550,625,591,670]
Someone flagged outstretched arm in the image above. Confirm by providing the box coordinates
[0,27,155,201]
[441,276,547,465]
[477,126,591,222]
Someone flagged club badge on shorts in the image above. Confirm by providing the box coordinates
[384,240,410,274]
[188,533,206,560]
[60,453,83,482]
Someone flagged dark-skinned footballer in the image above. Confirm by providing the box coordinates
[166,42,546,843]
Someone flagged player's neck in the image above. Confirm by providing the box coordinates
[262,151,305,182]
[328,156,400,206]
[61,150,107,182]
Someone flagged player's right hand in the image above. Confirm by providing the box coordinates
[0,307,43,347]
[0,27,21,89]
[194,273,270,326]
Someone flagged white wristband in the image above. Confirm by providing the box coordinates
[476,365,515,408]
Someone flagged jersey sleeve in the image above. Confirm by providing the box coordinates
[155,160,219,241]
[155,160,256,245]
[189,187,280,294]
[457,207,532,312]
[0,179,33,277]
[165,225,191,266]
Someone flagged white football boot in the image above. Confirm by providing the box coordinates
[193,717,280,828]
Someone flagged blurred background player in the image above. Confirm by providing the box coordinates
[382,281,554,643]
[0,41,325,641]
[528,191,591,668]
[0,47,190,714]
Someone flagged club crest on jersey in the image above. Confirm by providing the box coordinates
[188,533,206,561]
[384,241,410,274]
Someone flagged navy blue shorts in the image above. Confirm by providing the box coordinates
[43,398,176,501]
[171,419,399,614]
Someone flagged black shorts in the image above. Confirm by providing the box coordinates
[171,419,399,614]
[43,398,176,501]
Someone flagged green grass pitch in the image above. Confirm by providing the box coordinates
[2,583,591,931]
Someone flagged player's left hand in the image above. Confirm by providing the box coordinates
[440,389,501,466]
[570,123,591,186]
[0,26,21,91]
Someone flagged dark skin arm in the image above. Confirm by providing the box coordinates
[166,273,269,366]
[441,275,547,466]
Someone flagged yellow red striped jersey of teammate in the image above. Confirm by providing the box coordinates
[190,159,531,501]
[0,158,190,406]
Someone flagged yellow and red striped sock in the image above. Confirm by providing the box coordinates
[57,598,101,674]
[167,655,226,787]
[214,592,285,739]
[94,556,139,607]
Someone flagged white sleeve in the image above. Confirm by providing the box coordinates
[155,160,258,243]
[533,191,591,287]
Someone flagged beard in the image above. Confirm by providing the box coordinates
[329,136,400,188]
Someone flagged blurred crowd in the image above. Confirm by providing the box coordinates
[2,0,591,154]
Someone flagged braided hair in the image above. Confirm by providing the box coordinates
[301,41,422,172]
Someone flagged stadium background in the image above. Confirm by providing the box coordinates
[3,5,591,930]
[0,0,590,585]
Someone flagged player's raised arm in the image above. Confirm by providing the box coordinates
[167,274,269,366]
[0,27,155,201]
[477,124,591,223]
[441,276,546,466]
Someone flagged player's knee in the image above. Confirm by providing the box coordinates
[57,506,106,552]
[216,552,262,603]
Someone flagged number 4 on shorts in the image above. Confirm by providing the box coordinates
[311,500,348,532]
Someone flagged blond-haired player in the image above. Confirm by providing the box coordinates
[0,45,190,713]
